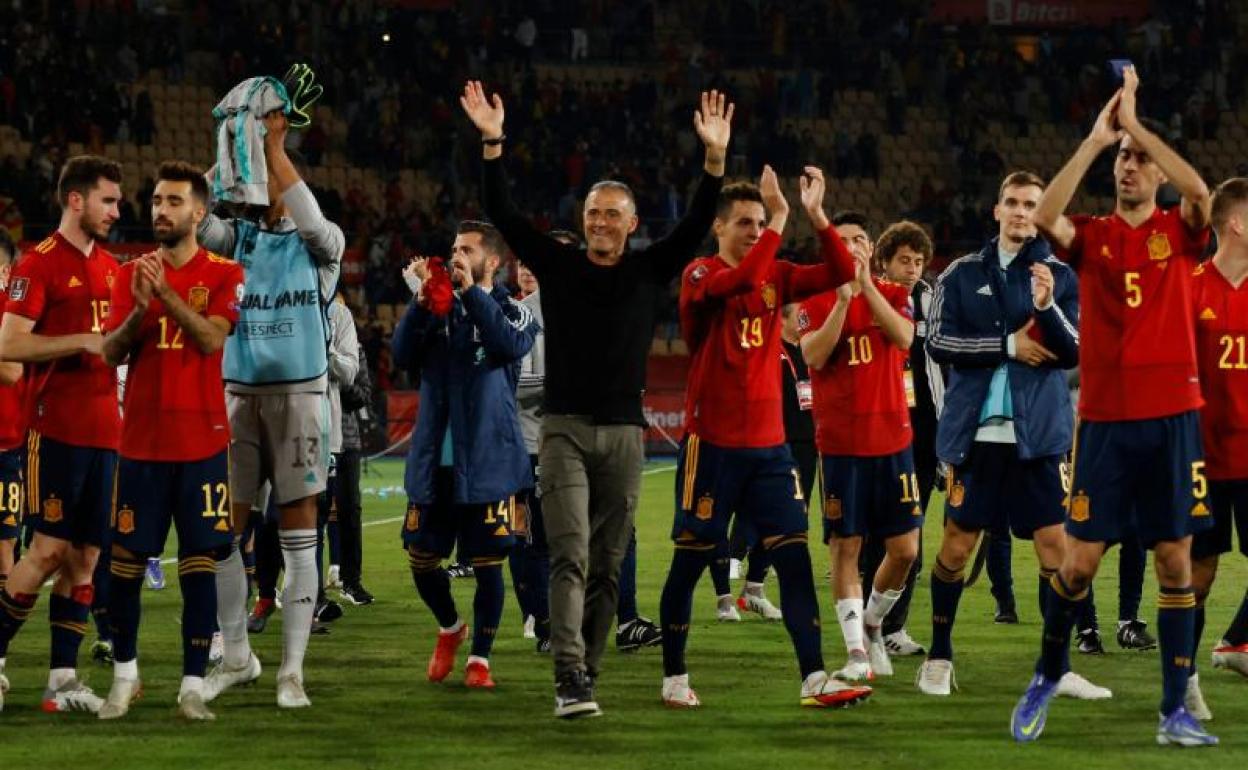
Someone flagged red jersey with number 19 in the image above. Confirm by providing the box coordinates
[0,293,26,451]
[104,248,244,461]
[1192,260,1248,480]
[681,228,855,448]
[798,280,913,457]
[5,232,120,449]
[1067,207,1209,421]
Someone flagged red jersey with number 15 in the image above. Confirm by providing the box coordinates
[798,280,913,457]
[5,232,120,449]
[104,248,244,461]
[1067,207,1209,421]
[680,228,855,448]
[1192,260,1248,480]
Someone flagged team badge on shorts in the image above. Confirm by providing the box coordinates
[1069,492,1091,522]
[1147,232,1172,261]
[43,497,63,523]
[405,504,420,532]
[189,286,210,312]
[761,283,777,310]
[696,494,714,521]
[948,481,965,508]
[824,496,842,521]
[117,507,136,535]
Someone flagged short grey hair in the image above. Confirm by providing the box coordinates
[587,180,636,210]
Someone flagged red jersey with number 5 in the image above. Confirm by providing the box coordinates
[104,249,244,461]
[1067,207,1209,421]
[5,232,120,448]
[798,280,913,456]
[1192,261,1248,479]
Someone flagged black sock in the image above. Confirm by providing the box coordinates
[709,540,731,597]
[1191,604,1205,675]
[107,555,146,664]
[1225,588,1248,646]
[929,558,966,661]
[768,537,825,679]
[50,587,91,669]
[659,546,711,677]
[0,588,37,657]
[744,542,769,584]
[408,549,459,629]
[1118,538,1146,623]
[470,560,504,658]
[179,554,218,677]
[1035,573,1086,681]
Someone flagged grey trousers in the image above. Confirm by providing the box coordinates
[539,414,643,678]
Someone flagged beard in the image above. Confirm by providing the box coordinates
[80,212,113,241]
[154,219,192,247]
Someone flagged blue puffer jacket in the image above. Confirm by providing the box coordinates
[393,283,538,505]
[927,236,1079,464]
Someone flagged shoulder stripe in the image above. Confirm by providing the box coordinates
[34,237,55,254]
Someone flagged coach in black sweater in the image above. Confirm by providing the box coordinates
[461,81,730,718]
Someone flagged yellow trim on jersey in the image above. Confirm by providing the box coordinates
[34,237,55,254]
[681,434,701,511]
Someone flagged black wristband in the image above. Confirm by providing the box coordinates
[482,135,506,146]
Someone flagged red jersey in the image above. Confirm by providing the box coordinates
[798,279,913,456]
[680,228,855,448]
[1192,260,1248,479]
[1068,207,1209,421]
[104,249,243,461]
[0,293,26,451]
[5,232,120,448]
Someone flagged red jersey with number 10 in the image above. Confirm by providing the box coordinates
[5,232,120,449]
[798,280,913,456]
[1067,207,1209,421]
[1192,261,1248,480]
[104,248,244,461]
[681,228,855,448]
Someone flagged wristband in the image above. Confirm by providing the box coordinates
[482,135,506,146]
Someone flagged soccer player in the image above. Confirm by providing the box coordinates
[1009,66,1218,747]
[95,161,244,721]
[393,221,537,690]
[800,220,924,682]
[198,112,344,708]
[918,171,1108,701]
[659,165,870,709]
[0,155,122,713]
[1187,178,1248,709]
[0,232,24,638]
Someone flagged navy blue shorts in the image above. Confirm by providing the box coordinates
[26,433,116,548]
[1066,411,1213,548]
[670,435,808,546]
[945,443,1066,540]
[112,451,234,557]
[1192,478,1248,560]
[820,448,924,542]
[401,466,516,559]
[0,448,23,540]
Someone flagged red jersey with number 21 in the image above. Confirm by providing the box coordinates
[5,232,120,449]
[104,249,243,461]
[798,280,913,457]
[1192,261,1248,480]
[1067,207,1208,421]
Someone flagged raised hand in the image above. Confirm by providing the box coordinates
[131,254,157,308]
[403,256,430,298]
[799,165,827,218]
[1117,65,1140,132]
[693,90,734,153]
[759,164,789,221]
[1030,263,1055,308]
[1089,89,1124,149]
[460,80,505,139]
[450,255,475,290]
[262,110,290,151]
[141,255,169,301]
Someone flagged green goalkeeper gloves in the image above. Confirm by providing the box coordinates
[282,62,324,129]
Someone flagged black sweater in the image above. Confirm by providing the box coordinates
[483,157,722,425]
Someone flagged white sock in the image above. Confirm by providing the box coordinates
[744,581,765,597]
[466,654,489,668]
[214,544,253,668]
[180,675,204,698]
[48,667,76,690]
[836,597,865,654]
[717,593,733,604]
[114,658,139,681]
[864,588,903,630]
[277,528,318,681]
[440,619,465,635]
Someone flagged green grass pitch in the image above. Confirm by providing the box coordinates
[4,458,1245,769]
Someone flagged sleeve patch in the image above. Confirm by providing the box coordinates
[8,277,28,301]
[688,264,708,285]
[796,307,810,332]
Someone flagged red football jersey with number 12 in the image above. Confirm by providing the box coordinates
[1192,260,1248,480]
[104,248,244,461]
[1067,207,1209,421]
[798,280,913,457]
[5,232,120,449]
